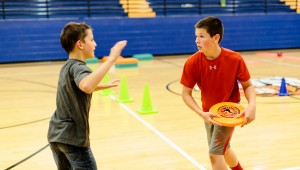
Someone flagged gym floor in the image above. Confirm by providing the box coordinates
[0,49,299,170]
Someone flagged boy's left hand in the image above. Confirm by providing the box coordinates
[236,106,256,127]
[96,79,120,91]
[104,79,120,88]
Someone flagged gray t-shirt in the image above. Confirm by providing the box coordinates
[48,59,92,147]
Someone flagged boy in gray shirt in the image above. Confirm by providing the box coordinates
[48,22,127,170]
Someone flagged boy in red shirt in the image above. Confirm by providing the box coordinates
[181,16,256,170]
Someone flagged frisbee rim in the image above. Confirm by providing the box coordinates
[209,102,245,127]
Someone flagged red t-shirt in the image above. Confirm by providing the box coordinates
[180,47,250,112]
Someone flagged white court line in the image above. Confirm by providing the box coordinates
[259,59,300,68]
[109,95,206,170]
[280,167,300,170]
[0,72,56,77]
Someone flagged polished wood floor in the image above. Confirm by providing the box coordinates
[0,49,300,170]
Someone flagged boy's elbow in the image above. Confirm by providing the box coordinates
[83,88,94,94]
[79,82,94,94]
[181,91,192,102]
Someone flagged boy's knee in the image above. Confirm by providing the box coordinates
[209,153,217,159]
[209,153,223,163]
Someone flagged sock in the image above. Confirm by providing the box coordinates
[230,162,243,170]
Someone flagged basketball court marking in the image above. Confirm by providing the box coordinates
[279,166,300,170]
[109,94,207,170]
[0,71,55,78]
[258,59,300,68]
[256,52,300,61]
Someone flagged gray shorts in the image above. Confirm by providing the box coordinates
[205,122,235,155]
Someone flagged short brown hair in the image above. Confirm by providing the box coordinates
[60,22,92,54]
[195,16,224,43]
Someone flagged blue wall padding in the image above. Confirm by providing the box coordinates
[0,14,300,63]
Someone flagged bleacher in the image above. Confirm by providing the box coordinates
[0,0,126,19]
[226,0,293,14]
[89,1,127,17]
[0,0,299,63]
[0,0,297,19]
[148,0,294,15]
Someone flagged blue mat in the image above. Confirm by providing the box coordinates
[85,57,99,64]
[133,53,153,61]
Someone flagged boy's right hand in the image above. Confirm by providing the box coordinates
[202,111,222,126]
[108,40,127,62]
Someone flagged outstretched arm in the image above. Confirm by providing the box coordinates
[94,79,120,91]
[79,40,127,94]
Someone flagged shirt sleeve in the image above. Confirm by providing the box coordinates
[237,55,251,82]
[180,56,197,88]
[72,63,92,87]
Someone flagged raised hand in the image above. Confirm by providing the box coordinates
[107,40,127,62]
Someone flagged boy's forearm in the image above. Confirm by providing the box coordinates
[79,60,115,94]
[244,85,256,107]
[182,94,204,118]
[92,59,114,81]
[93,85,107,91]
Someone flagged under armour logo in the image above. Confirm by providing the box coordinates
[209,65,217,70]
